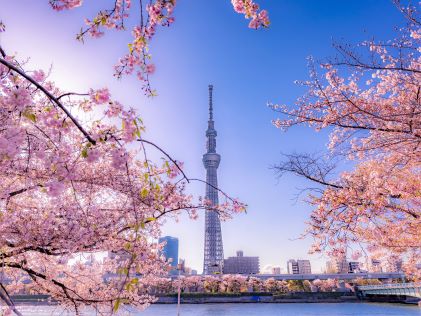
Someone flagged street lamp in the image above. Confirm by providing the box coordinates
[177,263,182,316]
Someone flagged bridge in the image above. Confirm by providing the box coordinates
[172,272,405,280]
[358,282,421,299]
[254,272,405,281]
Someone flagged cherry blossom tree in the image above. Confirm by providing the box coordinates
[0,48,245,314]
[312,279,339,292]
[179,275,203,293]
[272,0,420,278]
[221,274,247,293]
[0,1,264,314]
[203,276,221,293]
[247,276,264,292]
[263,278,288,293]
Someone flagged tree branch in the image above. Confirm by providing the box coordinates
[0,55,96,145]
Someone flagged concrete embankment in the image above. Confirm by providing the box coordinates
[362,294,420,305]
[9,292,420,305]
[156,292,358,304]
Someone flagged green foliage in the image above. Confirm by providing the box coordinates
[287,280,305,292]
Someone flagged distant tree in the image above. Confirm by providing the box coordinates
[354,278,382,286]
[302,280,312,292]
[203,276,222,293]
[264,278,280,293]
[182,275,203,293]
[248,276,264,292]
[312,279,339,292]
[272,0,420,278]
[287,280,305,292]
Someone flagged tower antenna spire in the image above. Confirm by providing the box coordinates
[208,84,213,121]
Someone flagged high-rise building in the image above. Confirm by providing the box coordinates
[159,236,179,269]
[203,85,224,275]
[326,258,348,274]
[287,260,299,274]
[223,250,260,274]
[287,259,311,274]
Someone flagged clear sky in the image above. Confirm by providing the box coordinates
[0,0,405,273]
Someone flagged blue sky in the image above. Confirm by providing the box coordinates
[0,0,405,273]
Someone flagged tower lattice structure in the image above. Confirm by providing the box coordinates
[202,85,224,275]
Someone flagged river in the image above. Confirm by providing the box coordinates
[13,303,421,315]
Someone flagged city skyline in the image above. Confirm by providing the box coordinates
[0,1,408,275]
[156,233,405,276]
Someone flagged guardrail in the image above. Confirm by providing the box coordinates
[358,283,421,290]
[177,272,405,280]
[255,272,405,280]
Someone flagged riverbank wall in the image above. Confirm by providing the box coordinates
[156,292,358,304]
[362,294,420,305]
[9,292,420,305]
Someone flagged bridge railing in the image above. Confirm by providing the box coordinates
[358,282,421,291]
[255,272,404,280]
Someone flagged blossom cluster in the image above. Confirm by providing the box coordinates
[231,0,270,29]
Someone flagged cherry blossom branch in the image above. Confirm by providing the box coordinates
[0,46,5,58]
[188,178,246,206]
[137,138,189,183]
[273,153,342,189]
[57,92,89,100]
[0,54,96,145]
[47,1,269,95]
[137,138,245,206]
[5,262,103,305]
[392,0,421,25]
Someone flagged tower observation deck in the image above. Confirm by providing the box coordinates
[203,85,224,274]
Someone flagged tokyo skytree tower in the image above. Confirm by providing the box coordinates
[202,85,224,275]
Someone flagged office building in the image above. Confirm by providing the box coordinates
[223,250,259,274]
[287,259,311,274]
[326,258,348,274]
[159,236,179,268]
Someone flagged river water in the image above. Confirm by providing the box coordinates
[13,303,421,315]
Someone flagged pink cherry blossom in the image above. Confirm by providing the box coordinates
[32,70,46,82]
[89,88,110,104]
[48,180,66,197]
